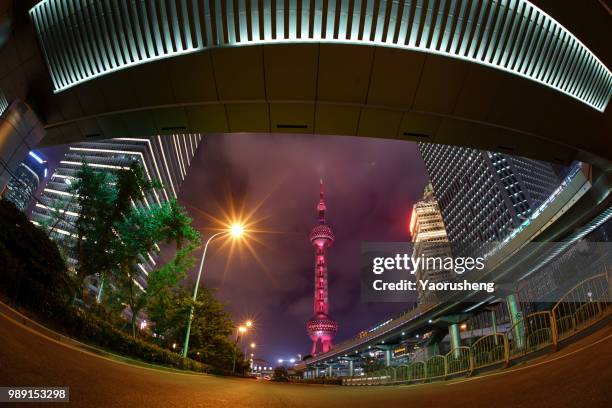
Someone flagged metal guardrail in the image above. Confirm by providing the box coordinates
[344,271,611,386]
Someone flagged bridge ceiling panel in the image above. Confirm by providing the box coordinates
[314,105,361,136]
[366,48,425,109]
[226,102,270,132]
[263,44,319,101]
[166,52,218,103]
[29,0,612,111]
[358,108,404,138]
[211,47,266,100]
[269,103,315,133]
[185,105,229,132]
[317,44,374,104]
[413,54,470,114]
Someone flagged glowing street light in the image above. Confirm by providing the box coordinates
[230,223,245,238]
[233,320,254,374]
[250,342,256,348]
[182,223,246,358]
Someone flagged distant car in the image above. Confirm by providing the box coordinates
[263,375,271,380]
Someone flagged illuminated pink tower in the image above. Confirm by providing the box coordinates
[306,180,338,355]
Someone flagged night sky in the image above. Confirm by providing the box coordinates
[177,133,428,362]
[41,133,430,363]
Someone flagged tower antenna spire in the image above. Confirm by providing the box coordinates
[318,178,326,223]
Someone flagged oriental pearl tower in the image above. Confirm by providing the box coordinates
[306,180,338,355]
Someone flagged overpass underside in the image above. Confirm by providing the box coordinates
[0,0,609,169]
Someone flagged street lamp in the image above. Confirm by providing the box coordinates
[182,224,245,358]
[232,322,253,374]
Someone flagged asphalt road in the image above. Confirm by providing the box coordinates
[1,312,611,408]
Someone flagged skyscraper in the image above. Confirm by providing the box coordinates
[3,151,48,213]
[30,135,202,294]
[418,144,561,257]
[306,180,338,355]
[410,183,453,304]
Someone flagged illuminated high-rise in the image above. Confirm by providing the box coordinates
[410,183,453,304]
[418,144,561,257]
[3,151,48,213]
[30,135,201,294]
[306,180,338,355]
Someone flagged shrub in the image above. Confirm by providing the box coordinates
[51,300,212,373]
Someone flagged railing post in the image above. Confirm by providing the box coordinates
[549,311,559,350]
[443,355,448,380]
[503,334,510,367]
[468,347,475,375]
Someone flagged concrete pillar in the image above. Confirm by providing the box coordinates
[348,360,354,377]
[507,293,525,349]
[449,323,460,357]
[384,349,392,367]
[327,365,333,377]
[426,342,439,358]
[315,367,319,378]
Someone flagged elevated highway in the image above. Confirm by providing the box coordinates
[299,161,612,369]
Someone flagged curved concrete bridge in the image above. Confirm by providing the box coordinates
[0,0,609,167]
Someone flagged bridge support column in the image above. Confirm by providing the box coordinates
[449,324,461,357]
[426,343,439,359]
[315,367,320,378]
[507,293,525,349]
[348,360,354,377]
[384,349,392,367]
[326,365,333,378]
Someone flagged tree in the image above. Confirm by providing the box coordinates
[69,160,159,303]
[148,286,241,372]
[112,201,200,338]
[157,199,200,250]
[185,288,239,370]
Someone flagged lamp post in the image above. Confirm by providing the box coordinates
[244,342,256,363]
[182,224,245,359]
[232,325,248,374]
